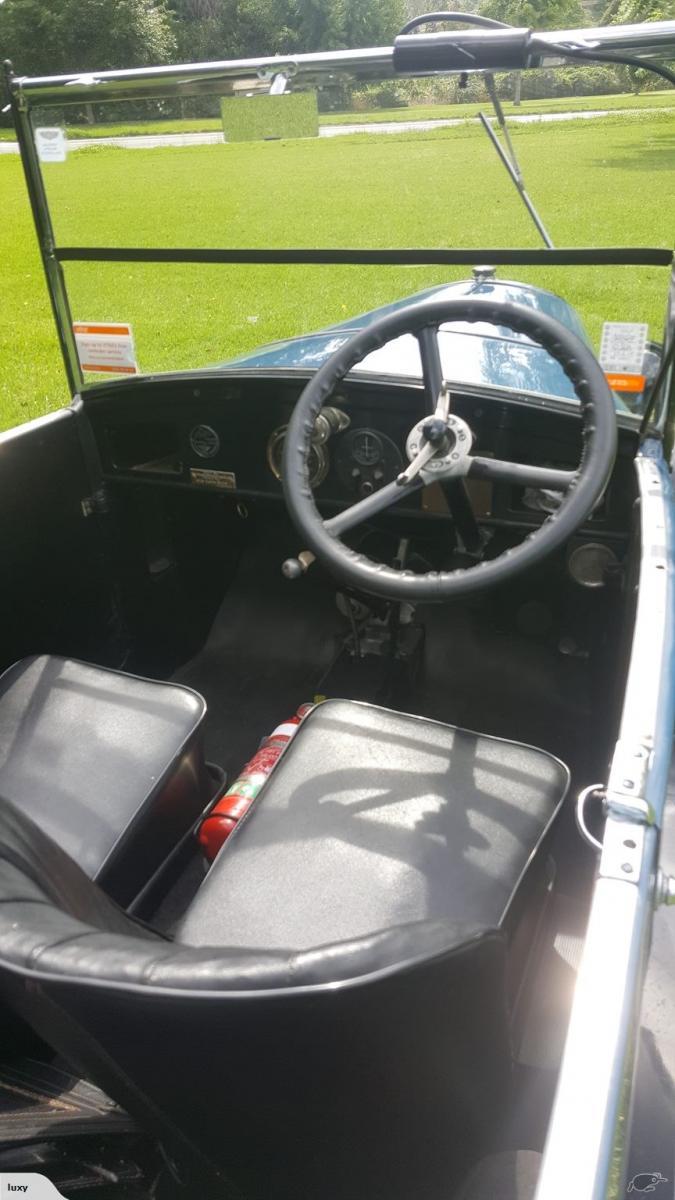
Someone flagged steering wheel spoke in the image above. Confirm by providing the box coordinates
[441,479,483,554]
[468,457,576,491]
[325,477,424,538]
[417,326,446,414]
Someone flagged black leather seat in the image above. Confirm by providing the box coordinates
[0,700,569,1200]
[180,700,567,951]
[0,655,211,906]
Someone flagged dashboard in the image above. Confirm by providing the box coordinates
[86,371,638,539]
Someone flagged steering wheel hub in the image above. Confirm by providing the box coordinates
[405,412,473,480]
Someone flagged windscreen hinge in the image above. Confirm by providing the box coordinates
[655,870,675,907]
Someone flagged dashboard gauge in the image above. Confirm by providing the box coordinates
[266,425,329,489]
[568,542,618,589]
[352,430,383,467]
[189,423,220,459]
[335,428,403,497]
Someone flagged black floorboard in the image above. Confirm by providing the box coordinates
[172,537,343,777]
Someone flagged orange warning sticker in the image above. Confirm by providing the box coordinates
[73,322,138,376]
[605,372,646,394]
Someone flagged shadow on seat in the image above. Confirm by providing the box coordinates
[0,700,569,1200]
[0,655,212,907]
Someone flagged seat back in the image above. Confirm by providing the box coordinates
[0,798,512,1199]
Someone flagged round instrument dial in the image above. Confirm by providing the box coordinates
[267,425,328,489]
[189,424,220,459]
[335,428,403,497]
[352,430,383,467]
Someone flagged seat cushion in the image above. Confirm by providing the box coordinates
[0,655,210,906]
[178,699,569,951]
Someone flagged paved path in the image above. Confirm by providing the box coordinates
[320,108,657,135]
[0,107,670,154]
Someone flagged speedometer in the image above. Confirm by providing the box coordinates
[266,425,329,489]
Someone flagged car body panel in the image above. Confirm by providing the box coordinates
[222,278,592,404]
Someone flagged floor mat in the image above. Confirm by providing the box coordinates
[172,538,343,776]
[173,539,597,781]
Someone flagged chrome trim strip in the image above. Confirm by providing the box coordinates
[10,21,675,105]
[609,452,675,828]
[535,441,675,1200]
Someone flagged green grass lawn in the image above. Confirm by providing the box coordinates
[321,89,675,124]
[0,89,672,141]
[0,116,224,142]
[1,109,673,431]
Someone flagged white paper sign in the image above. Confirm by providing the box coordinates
[73,322,138,375]
[35,127,67,163]
[599,322,648,374]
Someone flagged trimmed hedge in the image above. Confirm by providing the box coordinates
[220,92,319,142]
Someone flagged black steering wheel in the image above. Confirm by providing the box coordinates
[282,297,617,602]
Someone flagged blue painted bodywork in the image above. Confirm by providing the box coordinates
[222,277,595,405]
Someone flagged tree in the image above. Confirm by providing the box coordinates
[167,0,406,61]
[343,0,407,48]
[479,0,585,29]
[0,0,176,77]
[167,0,301,61]
[295,0,347,50]
[600,0,673,92]
[601,0,672,23]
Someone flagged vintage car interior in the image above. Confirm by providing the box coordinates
[0,289,653,1200]
[2,11,675,1194]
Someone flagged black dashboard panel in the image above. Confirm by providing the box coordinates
[86,372,638,539]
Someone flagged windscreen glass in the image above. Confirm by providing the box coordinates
[30,81,675,411]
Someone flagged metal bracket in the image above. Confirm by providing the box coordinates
[268,72,289,95]
[257,62,297,83]
[81,486,110,518]
[579,741,658,881]
[605,740,656,826]
[598,816,646,884]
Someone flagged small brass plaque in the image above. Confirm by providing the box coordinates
[190,468,236,490]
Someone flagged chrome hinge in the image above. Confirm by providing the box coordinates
[655,870,675,908]
[605,740,656,827]
[575,739,657,883]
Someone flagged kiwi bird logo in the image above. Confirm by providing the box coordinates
[627,1172,669,1194]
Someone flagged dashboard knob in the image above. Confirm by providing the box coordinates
[282,550,316,580]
